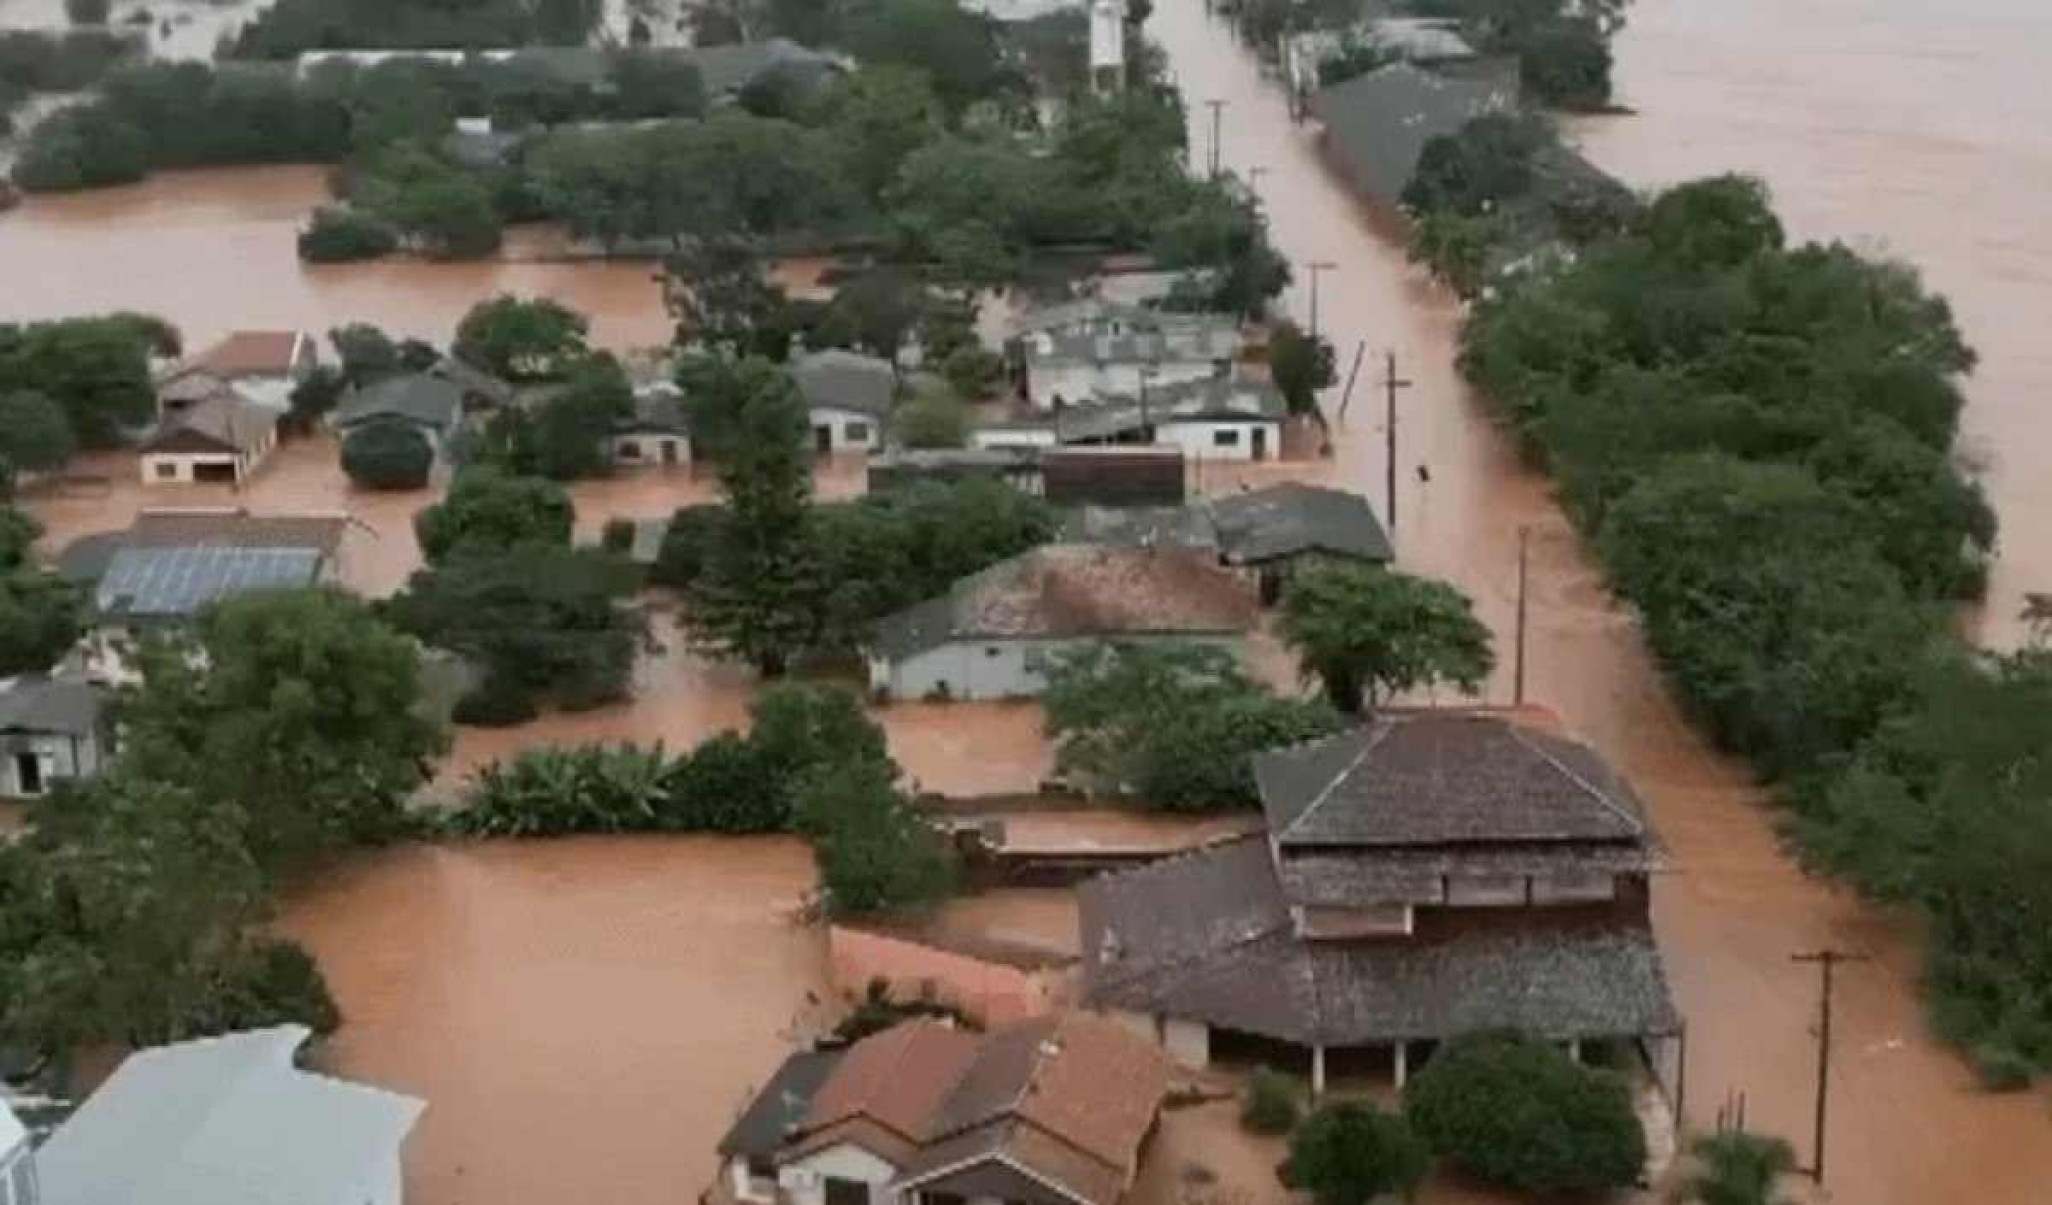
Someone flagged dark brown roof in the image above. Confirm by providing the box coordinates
[793,1022,979,1158]
[1254,710,1649,849]
[1078,839,1679,1045]
[182,331,308,379]
[1275,841,1662,909]
[871,545,1257,659]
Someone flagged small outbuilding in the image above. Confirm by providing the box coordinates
[792,348,895,453]
[611,386,692,469]
[0,673,107,799]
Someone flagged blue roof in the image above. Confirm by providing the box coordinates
[95,546,325,620]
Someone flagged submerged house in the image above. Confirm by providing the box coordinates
[1308,59,1520,205]
[974,378,1285,464]
[611,386,692,469]
[16,1025,423,1205]
[867,545,1257,701]
[138,388,280,487]
[0,673,107,800]
[155,330,319,416]
[716,1013,1169,1205]
[793,349,895,454]
[331,374,467,458]
[1079,707,1680,1093]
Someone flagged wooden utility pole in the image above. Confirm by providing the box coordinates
[1378,352,1412,536]
[1205,100,1226,180]
[1335,340,1366,422]
[1792,949,1868,1187]
[1513,525,1530,705]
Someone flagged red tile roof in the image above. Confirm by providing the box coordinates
[183,331,308,379]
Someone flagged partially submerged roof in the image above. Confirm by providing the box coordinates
[1053,376,1284,443]
[0,674,102,737]
[1254,710,1650,848]
[141,392,276,457]
[792,348,896,419]
[788,1022,981,1165]
[177,331,309,380]
[618,387,690,434]
[1025,317,1241,370]
[718,1048,844,1160]
[1310,59,1519,203]
[58,511,351,584]
[1207,482,1391,565]
[870,544,1257,660]
[35,1025,423,1205]
[1078,838,1678,1046]
[333,373,464,432]
[95,546,326,621]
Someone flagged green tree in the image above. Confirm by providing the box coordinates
[1278,565,1494,713]
[0,570,83,675]
[1268,320,1334,416]
[0,507,39,570]
[891,388,969,448]
[1285,1101,1431,1205]
[386,170,502,260]
[385,544,645,715]
[1041,642,1341,810]
[288,365,346,428]
[529,354,633,479]
[663,236,793,358]
[0,390,77,473]
[1403,112,1548,218]
[454,295,591,381]
[844,0,1004,116]
[340,419,434,489]
[649,503,729,589]
[64,0,110,28]
[609,50,706,119]
[1405,1032,1645,1195]
[1681,1130,1799,1205]
[329,322,402,386]
[115,588,446,872]
[414,466,574,564]
[820,66,945,203]
[0,316,158,446]
[797,759,954,916]
[1639,173,1784,270]
[10,103,148,192]
[681,358,823,675]
[298,206,399,262]
[533,0,601,43]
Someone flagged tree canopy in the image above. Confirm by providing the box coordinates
[453,294,591,381]
[0,390,78,474]
[1278,565,1495,713]
[414,466,574,564]
[0,316,161,447]
[1285,1101,1431,1205]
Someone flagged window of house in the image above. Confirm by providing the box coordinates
[618,440,642,459]
[922,1193,966,1205]
[985,646,1002,657]
[745,1157,776,1181]
[1212,429,1240,446]
[845,421,870,443]
[824,1177,871,1205]
[154,461,178,479]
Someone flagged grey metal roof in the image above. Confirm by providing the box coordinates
[718,1049,844,1159]
[333,373,463,433]
[1049,377,1284,444]
[95,546,325,620]
[1024,318,1241,371]
[140,393,276,456]
[1061,505,1218,552]
[1078,839,1679,1045]
[1254,711,1649,848]
[0,674,102,737]
[792,348,897,419]
[1206,482,1392,565]
[35,1025,423,1205]
[1309,59,1520,203]
[427,356,516,407]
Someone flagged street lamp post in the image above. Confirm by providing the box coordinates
[1306,260,1336,339]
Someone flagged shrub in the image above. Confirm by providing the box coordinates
[298,206,399,263]
[1284,1100,1430,1205]
[940,345,1003,400]
[1404,1032,1645,1195]
[1240,1066,1300,1135]
[414,467,574,564]
[456,743,671,836]
[800,760,954,917]
[892,388,969,448]
[64,0,111,28]
[1680,1130,1798,1205]
[662,731,789,832]
[340,419,434,489]
[649,504,728,588]
[451,678,539,728]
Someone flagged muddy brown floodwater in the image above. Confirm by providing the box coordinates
[1154,0,2052,1201]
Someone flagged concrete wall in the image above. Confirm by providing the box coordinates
[828,926,1062,1027]
[139,426,276,485]
[1156,419,1279,463]
[811,407,882,453]
[610,433,690,467]
[365,1150,404,1205]
[779,1143,901,1205]
[0,730,104,798]
[1163,1017,1211,1069]
[874,635,1241,702]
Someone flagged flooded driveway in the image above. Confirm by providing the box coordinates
[1151,0,2052,1201]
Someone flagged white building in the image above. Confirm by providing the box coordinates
[26,1025,423,1205]
[1019,315,1240,411]
[0,674,107,799]
[610,385,692,469]
[156,330,318,416]
[791,348,895,454]
[0,1088,32,1205]
[978,376,1285,463]
[868,544,1256,701]
[138,390,280,487]
[1090,0,1125,92]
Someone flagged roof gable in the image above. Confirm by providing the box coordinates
[1254,711,1647,848]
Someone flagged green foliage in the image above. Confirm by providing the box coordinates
[116,588,447,871]
[892,388,970,448]
[227,0,589,58]
[940,345,1004,401]
[289,365,347,427]
[529,355,633,478]
[1278,564,1494,713]
[1404,1032,1645,1195]
[1041,642,1342,811]
[1403,113,1549,218]
[385,544,644,716]
[1640,174,1784,270]
[330,322,403,386]
[1681,1130,1798,1205]
[1284,1100,1430,1205]
[0,570,84,676]
[844,0,1006,117]
[340,419,435,489]
[454,294,591,381]
[0,507,38,571]
[414,466,575,564]
[0,29,138,95]
[799,760,955,917]
[381,164,503,259]
[1239,1065,1301,1135]
[0,391,78,473]
[1415,0,1624,108]
[298,206,399,262]
[0,316,160,447]
[649,503,729,589]
[1267,320,1334,416]
[1406,210,1501,300]
[10,102,148,191]
[64,0,111,27]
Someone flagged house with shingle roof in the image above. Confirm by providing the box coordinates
[866,545,1258,701]
[1078,706,1679,1094]
[138,387,280,487]
[1018,314,1241,412]
[1308,58,1520,205]
[793,349,896,454]
[716,1014,1169,1205]
[155,330,318,416]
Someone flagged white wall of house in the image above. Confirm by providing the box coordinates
[779,1142,902,1205]
[810,407,882,453]
[728,1155,779,1204]
[610,433,690,468]
[1163,1018,1211,1069]
[359,1150,404,1205]
[872,634,1241,702]
[970,428,1059,451]
[139,428,277,486]
[1026,358,1220,410]
[1156,419,1279,463]
[0,730,104,798]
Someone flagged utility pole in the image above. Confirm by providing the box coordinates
[1378,351,1412,536]
[1335,339,1366,422]
[1305,260,1336,340]
[1791,949,1869,1188]
[1205,99,1226,180]
[1513,525,1529,705]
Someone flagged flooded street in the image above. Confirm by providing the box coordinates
[1153,0,2052,1201]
